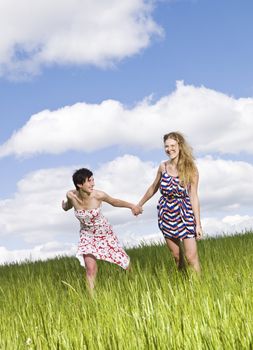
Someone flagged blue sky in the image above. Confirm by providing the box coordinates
[0,0,253,264]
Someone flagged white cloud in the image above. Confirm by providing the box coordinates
[0,166,77,243]
[0,0,162,78]
[198,156,253,214]
[0,155,159,244]
[1,212,253,265]
[202,215,253,237]
[1,82,253,158]
[0,242,76,265]
[0,154,253,264]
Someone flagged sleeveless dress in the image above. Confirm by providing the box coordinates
[157,164,196,240]
[75,207,130,269]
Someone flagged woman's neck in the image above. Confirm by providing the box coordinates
[78,190,91,200]
[169,157,178,168]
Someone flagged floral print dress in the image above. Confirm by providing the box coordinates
[75,207,130,269]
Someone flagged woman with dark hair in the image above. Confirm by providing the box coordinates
[137,132,202,273]
[62,168,141,293]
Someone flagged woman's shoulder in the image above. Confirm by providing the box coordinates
[93,189,106,200]
[159,160,171,174]
[66,189,78,200]
[159,161,167,171]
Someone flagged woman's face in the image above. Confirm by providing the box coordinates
[78,176,95,194]
[164,138,180,160]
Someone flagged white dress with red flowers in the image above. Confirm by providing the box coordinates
[75,207,130,269]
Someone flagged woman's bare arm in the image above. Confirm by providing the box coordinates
[137,164,163,207]
[189,169,203,239]
[96,191,142,214]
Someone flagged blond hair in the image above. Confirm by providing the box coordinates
[163,131,197,186]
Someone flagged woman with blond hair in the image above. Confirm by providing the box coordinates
[137,132,202,273]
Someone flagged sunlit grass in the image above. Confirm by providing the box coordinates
[1,232,253,349]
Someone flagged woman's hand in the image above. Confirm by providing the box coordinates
[131,205,143,216]
[62,200,68,211]
[196,224,203,240]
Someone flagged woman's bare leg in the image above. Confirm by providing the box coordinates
[183,238,201,274]
[165,238,185,270]
[83,254,97,293]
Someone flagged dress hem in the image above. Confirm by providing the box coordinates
[76,251,130,270]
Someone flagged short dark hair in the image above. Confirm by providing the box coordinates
[72,168,93,190]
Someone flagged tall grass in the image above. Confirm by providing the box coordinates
[1,232,253,349]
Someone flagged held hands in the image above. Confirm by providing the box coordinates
[131,204,143,216]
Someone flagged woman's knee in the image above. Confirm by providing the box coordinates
[165,238,180,261]
[86,265,97,277]
[185,251,198,265]
[172,251,180,263]
[84,258,97,277]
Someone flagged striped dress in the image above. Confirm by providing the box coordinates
[157,166,196,240]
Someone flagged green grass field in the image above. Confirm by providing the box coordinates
[1,232,253,349]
